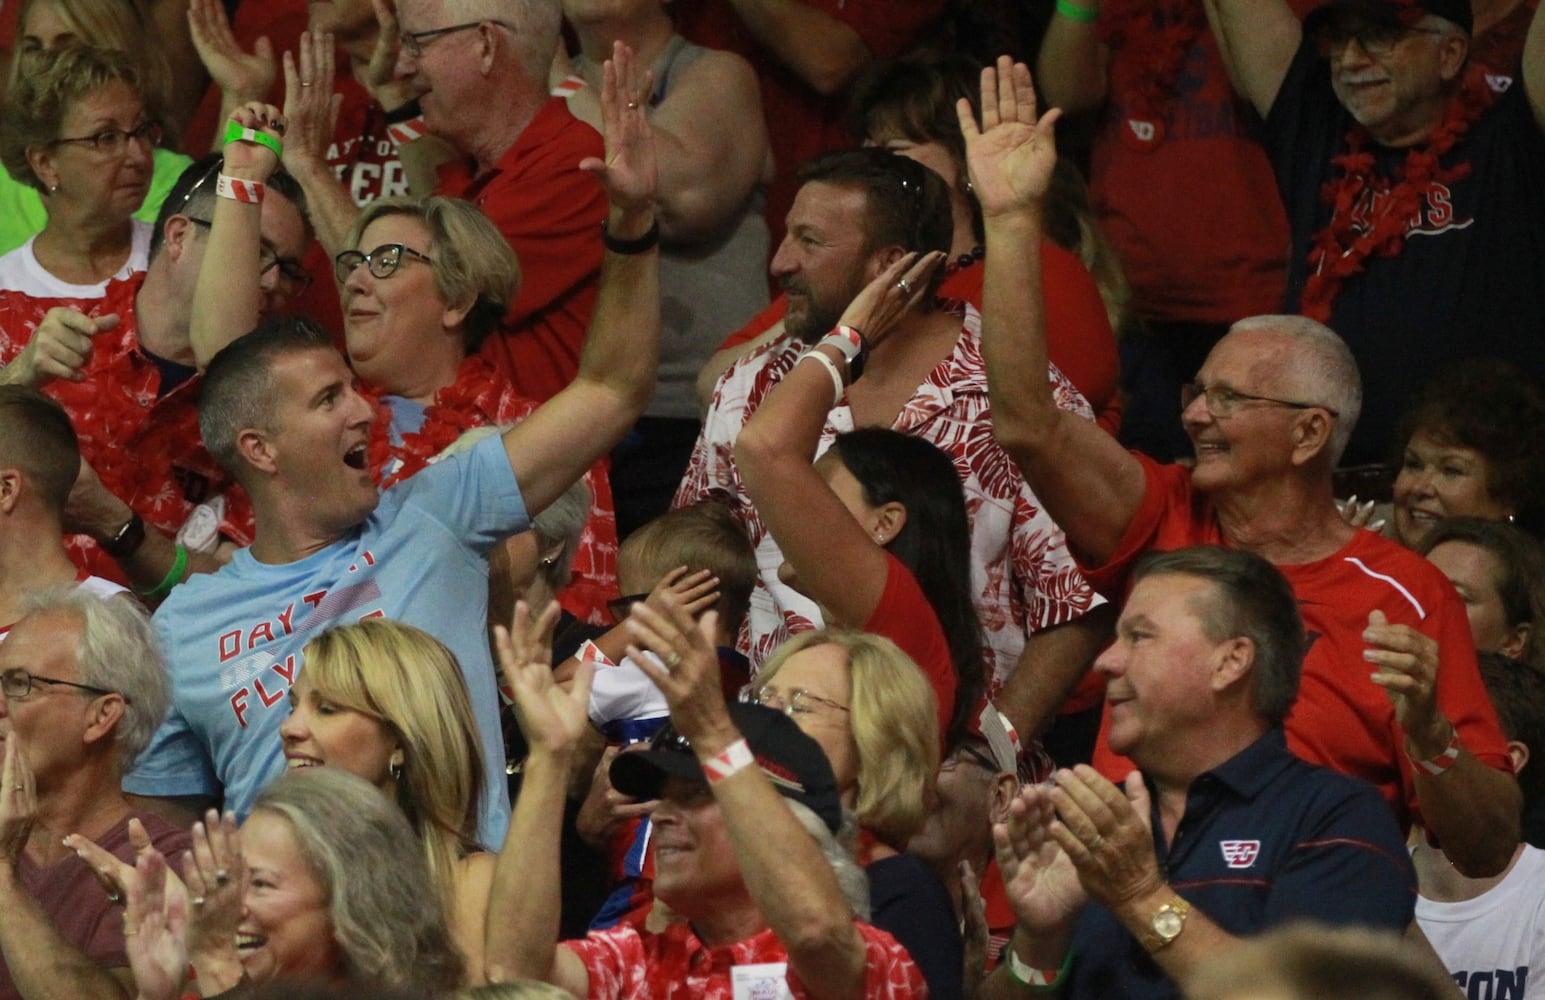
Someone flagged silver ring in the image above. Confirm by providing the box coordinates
[192,896,206,907]
[300,80,314,88]
[1088,834,1104,852]
[626,100,639,109]
[664,652,682,669]
[897,278,913,295]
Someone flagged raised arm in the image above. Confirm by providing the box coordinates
[734,253,939,629]
[500,43,660,517]
[1525,0,1545,130]
[188,104,286,369]
[1200,0,1301,118]
[724,0,872,95]
[628,598,868,1000]
[647,50,773,242]
[1035,5,1110,115]
[963,58,1145,566]
[485,601,595,994]
[276,31,362,259]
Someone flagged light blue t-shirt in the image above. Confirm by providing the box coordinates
[126,434,527,846]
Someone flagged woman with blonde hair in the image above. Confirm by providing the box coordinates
[0,0,190,260]
[748,627,958,997]
[280,617,495,982]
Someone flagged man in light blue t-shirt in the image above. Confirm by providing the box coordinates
[123,142,660,845]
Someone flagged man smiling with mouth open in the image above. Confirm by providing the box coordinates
[122,51,662,848]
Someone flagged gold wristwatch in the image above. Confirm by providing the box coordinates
[1148,895,1190,951]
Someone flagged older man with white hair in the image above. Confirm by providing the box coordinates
[964,57,1519,877]
[0,590,188,1000]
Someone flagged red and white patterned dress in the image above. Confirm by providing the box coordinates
[674,302,1104,691]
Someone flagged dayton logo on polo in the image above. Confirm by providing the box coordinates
[1219,840,1261,868]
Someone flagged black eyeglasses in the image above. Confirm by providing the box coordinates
[334,243,435,284]
[400,19,517,57]
[186,218,313,293]
[2,667,124,702]
[1312,22,1447,59]
[1180,382,1339,419]
[53,120,164,155]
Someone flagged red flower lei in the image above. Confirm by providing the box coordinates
[1104,0,1209,140]
[365,353,523,488]
[1301,65,1496,322]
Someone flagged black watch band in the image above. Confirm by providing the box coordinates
[100,513,147,560]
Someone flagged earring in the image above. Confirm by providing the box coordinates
[48,184,58,194]
[390,758,403,781]
[540,555,557,568]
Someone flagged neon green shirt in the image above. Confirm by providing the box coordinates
[0,146,193,255]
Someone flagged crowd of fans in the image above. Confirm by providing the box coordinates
[0,0,1542,998]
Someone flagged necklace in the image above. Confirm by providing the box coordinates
[1300,66,1496,322]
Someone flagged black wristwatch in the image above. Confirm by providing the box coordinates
[99,513,147,559]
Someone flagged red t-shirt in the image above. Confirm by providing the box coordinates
[1084,456,1513,830]
[1089,0,1323,324]
[564,919,926,999]
[864,551,957,744]
[437,99,606,402]
[1,811,190,1000]
[673,0,943,257]
[714,245,1123,433]
[0,277,255,583]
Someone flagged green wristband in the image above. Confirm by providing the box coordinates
[136,543,189,602]
[222,120,283,160]
[1055,0,1100,22]
[1006,943,1073,991]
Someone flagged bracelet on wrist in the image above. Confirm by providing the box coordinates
[800,349,847,404]
[136,544,189,602]
[818,324,869,381]
[99,512,146,559]
[216,174,265,204]
[222,120,283,160]
[1054,0,1100,22]
[387,115,429,147]
[1406,723,1462,776]
[1007,944,1072,990]
[602,218,660,255]
[702,738,755,784]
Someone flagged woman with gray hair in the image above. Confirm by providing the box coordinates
[76,767,465,996]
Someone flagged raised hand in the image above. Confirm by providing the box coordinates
[121,849,189,1000]
[496,601,596,758]
[365,0,416,107]
[222,102,286,182]
[994,780,1086,935]
[1364,609,1446,751]
[188,0,276,105]
[579,41,659,217]
[282,31,343,175]
[1045,767,1163,910]
[0,736,37,865]
[626,596,727,745]
[957,56,1062,222]
[4,307,117,386]
[837,250,945,349]
[574,744,659,850]
[181,810,246,973]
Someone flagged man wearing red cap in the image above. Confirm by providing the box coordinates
[1204,0,1545,467]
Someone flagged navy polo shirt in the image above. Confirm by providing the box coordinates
[1066,729,1417,1000]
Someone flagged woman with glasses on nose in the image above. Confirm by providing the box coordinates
[0,0,191,261]
[0,43,163,296]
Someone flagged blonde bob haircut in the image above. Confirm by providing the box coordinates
[757,628,939,848]
[1,43,145,191]
[6,0,172,135]
[343,195,521,351]
[300,618,486,916]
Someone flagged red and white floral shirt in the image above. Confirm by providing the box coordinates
[674,303,1104,690]
[0,276,253,584]
[563,920,926,999]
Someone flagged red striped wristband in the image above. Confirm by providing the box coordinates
[703,738,755,784]
[216,174,265,203]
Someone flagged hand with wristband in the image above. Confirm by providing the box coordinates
[280,30,344,181]
[221,102,287,192]
[832,249,945,353]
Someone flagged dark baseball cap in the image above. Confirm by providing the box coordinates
[1305,0,1472,36]
[609,702,844,833]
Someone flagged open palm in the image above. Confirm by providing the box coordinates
[958,57,1062,221]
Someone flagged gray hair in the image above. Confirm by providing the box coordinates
[251,767,465,992]
[443,0,560,82]
[786,801,870,921]
[1229,315,1362,464]
[19,588,168,773]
